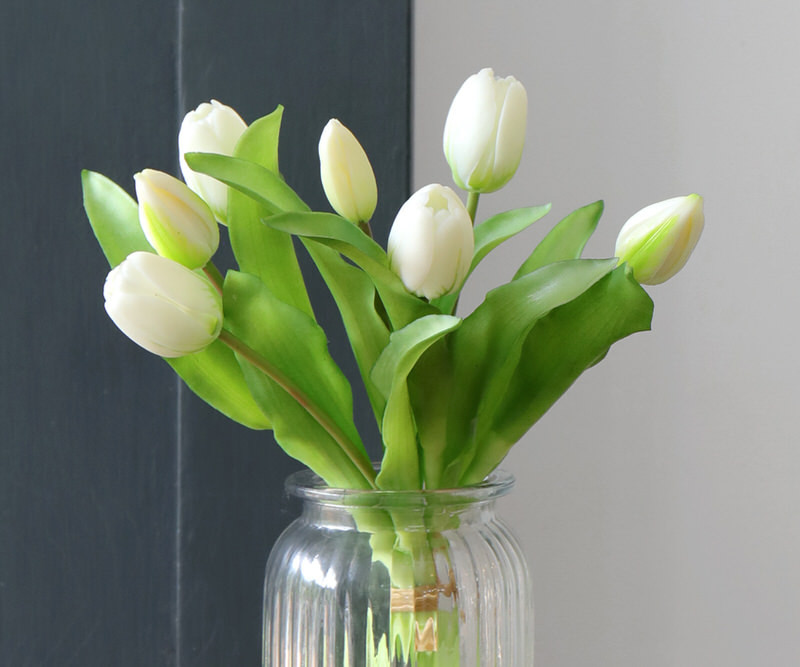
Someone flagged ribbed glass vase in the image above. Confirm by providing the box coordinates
[262,469,532,666]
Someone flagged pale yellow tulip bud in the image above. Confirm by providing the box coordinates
[104,252,223,357]
[615,194,705,285]
[134,169,219,269]
[318,119,378,224]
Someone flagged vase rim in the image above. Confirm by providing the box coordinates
[285,467,515,506]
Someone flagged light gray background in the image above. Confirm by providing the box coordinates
[414,2,800,665]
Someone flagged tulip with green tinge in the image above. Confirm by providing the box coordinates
[318,118,378,225]
[615,194,705,285]
[387,184,474,300]
[179,99,248,223]
[134,169,219,269]
[443,67,528,194]
[104,251,223,358]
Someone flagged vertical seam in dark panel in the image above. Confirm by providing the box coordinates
[407,0,414,195]
[175,1,185,665]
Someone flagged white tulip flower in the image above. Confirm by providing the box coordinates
[615,194,705,285]
[104,251,223,357]
[179,99,248,223]
[134,169,219,269]
[319,119,378,224]
[387,184,474,300]
[443,68,528,194]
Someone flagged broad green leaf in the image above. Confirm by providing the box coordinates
[168,342,269,430]
[473,204,552,271]
[406,337,455,489]
[228,107,314,318]
[460,265,653,484]
[268,211,386,263]
[235,106,283,174]
[223,270,374,488]
[303,241,390,422]
[371,315,461,489]
[514,200,604,279]
[82,170,269,429]
[81,170,153,266]
[184,152,309,215]
[439,258,619,486]
[431,204,551,314]
[266,211,436,330]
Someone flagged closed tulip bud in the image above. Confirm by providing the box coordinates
[104,252,223,358]
[443,67,528,194]
[318,119,378,224]
[387,184,474,300]
[615,194,705,285]
[179,99,248,223]
[134,169,219,269]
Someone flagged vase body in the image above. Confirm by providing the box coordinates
[262,470,532,666]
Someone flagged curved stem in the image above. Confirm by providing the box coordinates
[358,219,374,239]
[466,191,480,224]
[448,192,481,316]
[218,329,378,488]
[203,261,225,296]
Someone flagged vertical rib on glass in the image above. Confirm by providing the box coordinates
[263,470,533,666]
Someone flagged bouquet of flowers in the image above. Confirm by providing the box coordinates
[83,68,703,492]
[83,67,703,664]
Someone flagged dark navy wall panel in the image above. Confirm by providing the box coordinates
[1,1,411,665]
[0,1,179,664]
[177,3,410,664]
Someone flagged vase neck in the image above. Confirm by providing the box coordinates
[298,493,503,532]
[285,470,514,533]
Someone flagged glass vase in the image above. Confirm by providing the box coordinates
[262,469,532,666]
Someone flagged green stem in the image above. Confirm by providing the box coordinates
[466,191,480,224]
[358,219,374,239]
[448,192,480,316]
[218,329,378,488]
[203,261,225,295]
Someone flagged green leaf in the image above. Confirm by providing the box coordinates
[514,200,604,279]
[82,170,270,429]
[168,342,269,430]
[473,204,552,271]
[371,315,461,489]
[406,337,456,489]
[235,106,283,174]
[268,210,386,263]
[302,241,390,422]
[184,152,309,215]
[440,258,619,485]
[222,270,374,488]
[227,107,314,319]
[460,265,654,484]
[431,204,551,314]
[81,170,153,266]
[266,211,436,330]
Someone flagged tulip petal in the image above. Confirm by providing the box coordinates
[615,194,704,284]
[387,184,474,300]
[443,68,527,193]
[179,99,248,222]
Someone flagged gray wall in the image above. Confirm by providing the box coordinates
[415,2,800,665]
